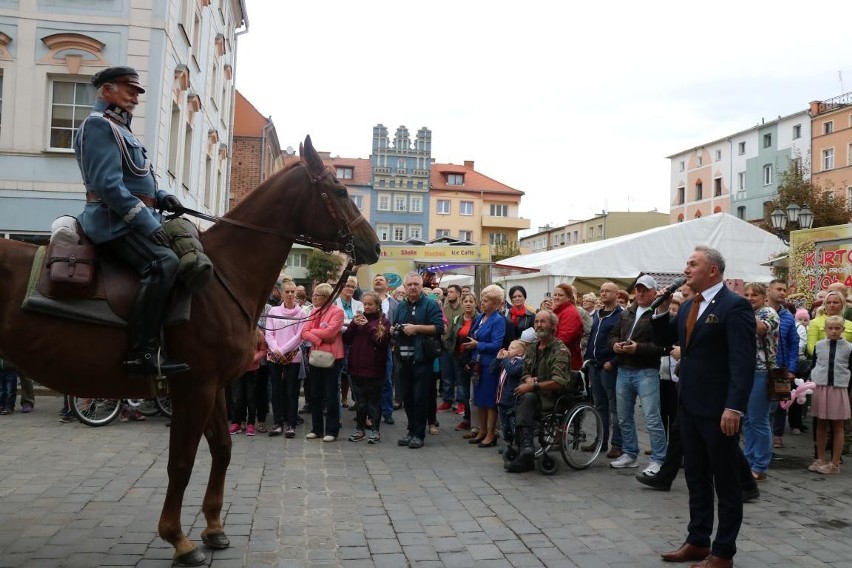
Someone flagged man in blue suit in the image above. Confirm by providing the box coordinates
[73,66,188,379]
[651,246,755,568]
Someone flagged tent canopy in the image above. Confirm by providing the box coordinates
[496,213,787,296]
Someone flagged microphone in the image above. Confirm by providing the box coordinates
[649,277,686,311]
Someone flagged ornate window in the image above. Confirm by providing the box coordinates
[40,33,107,73]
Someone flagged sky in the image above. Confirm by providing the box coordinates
[234,1,852,234]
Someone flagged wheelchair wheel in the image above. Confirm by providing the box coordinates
[538,454,560,476]
[128,398,160,417]
[155,396,172,418]
[560,403,603,470]
[534,414,559,458]
[71,397,122,427]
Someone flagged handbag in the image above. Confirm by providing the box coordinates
[421,335,443,361]
[308,349,335,369]
[762,339,791,401]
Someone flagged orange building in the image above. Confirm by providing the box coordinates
[429,160,529,254]
[810,93,852,203]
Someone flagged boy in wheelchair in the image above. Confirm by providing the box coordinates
[505,310,573,473]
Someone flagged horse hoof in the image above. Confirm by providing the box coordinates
[201,531,231,550]
[172,547,206,567]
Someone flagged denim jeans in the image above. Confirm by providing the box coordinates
[440,352,461,402]
[616,367,667,462]
[0,370,17,410]
[588,364,622,450]
[744,370,772,473]
[381,348,394,417]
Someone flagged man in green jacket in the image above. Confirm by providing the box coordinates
[506,310,572,473]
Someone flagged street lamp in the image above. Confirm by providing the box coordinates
[769,202,814,245]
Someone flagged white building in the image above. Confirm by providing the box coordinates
[667,110,811,224]
[0,0,247,242]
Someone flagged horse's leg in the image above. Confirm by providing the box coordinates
[158,386,217,566]
[199,386,232,549]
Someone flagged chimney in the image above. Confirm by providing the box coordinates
[809,100,823,116]
[464,160,475,170]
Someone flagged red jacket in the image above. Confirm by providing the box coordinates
[554,301,583,370]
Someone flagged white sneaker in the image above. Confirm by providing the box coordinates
[642,460,663,477]
[322,435,337,443]
[306,432,318,439]
[610,454,638,468]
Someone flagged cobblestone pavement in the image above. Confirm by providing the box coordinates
[0,399,851,567]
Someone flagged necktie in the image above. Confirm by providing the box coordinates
[685,293,704,346]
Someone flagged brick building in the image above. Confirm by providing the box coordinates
[229,90,282,210]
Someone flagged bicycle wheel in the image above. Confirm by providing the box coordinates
[71,397,122,427]
[129,398,161,417]
[155,396,172,418]
[560,403,603,469]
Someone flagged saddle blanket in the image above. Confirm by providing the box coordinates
[21,246,191,327]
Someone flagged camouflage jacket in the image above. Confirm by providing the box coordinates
[521,338,572,411]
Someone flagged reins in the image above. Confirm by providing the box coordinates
[167,162,359,329]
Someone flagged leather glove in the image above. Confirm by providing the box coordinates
[149,228,169,247]
[161,194,183,212]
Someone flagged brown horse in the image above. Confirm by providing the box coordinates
[0,136,380,566]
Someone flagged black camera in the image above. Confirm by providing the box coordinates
[391,323,406,336]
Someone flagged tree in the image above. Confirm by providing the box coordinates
[306,250,343,285]
[491,240,522,263]
[759,160,852,240]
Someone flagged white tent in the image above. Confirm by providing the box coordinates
[495,213,787,299]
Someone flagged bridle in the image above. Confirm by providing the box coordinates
[169,162,368,325]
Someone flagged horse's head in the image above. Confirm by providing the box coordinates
[299,135,381,265]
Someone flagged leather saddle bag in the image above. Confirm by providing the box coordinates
[43,242,97,298]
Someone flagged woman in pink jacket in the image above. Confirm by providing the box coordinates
[265,280,308,438]
[301,283,345,442]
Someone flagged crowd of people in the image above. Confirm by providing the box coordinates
[218,261,850,485]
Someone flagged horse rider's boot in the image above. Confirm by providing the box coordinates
[506,427,535,473]
[124,340,190,379]
[124,284,189,379]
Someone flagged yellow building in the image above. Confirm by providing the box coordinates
[429,161,530,255]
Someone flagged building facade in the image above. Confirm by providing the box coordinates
[519,211,667,252]
[229,90,281,210]
[667,111,810,224]
[370,124,431,243]
[429,160,528,253]
[809,93,852,204]
[0,0,246,241]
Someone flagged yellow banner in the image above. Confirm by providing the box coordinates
[378,245,490,261]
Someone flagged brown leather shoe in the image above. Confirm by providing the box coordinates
[689,554,733,568]
[661,543,711,562]
[606,446,623,459]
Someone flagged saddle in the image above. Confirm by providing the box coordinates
[22,235,191,328]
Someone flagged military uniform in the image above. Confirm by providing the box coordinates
[75,99,171,243]
[72,66,186,378]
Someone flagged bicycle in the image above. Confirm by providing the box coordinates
[71,396,171,427]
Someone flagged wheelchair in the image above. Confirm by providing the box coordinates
[502,367,604,475]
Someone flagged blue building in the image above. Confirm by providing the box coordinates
[370,124,432,243]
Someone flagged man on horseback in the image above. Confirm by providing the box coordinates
[73,66,189,379]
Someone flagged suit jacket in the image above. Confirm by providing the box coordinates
[651,285,756,418]
[470,311,507,373]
